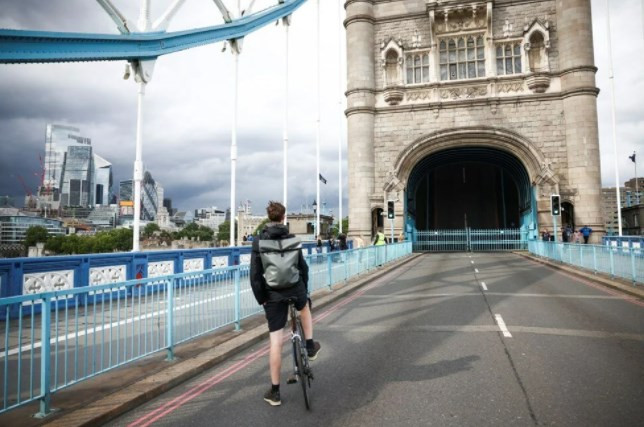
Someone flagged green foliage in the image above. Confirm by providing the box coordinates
[24,226,49,249]
[330,217,349,237]
[44,228,133,255]
[217,221,238,243]
[253,218,270,236]
[177,222,214,242]
[142,223,160,239]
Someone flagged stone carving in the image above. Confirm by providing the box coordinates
[384,87,404,105]
[89,265,126,286]
[239,254,252,265]
[148,261,174,278]
[435,6,486,34]
[23,270,74,295]
[497,82,524,93]
[440,85,487,100]
[183,258,204,273]
[407,91,432,101]
[212,256,228,268]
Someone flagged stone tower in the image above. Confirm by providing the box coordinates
[345,0,603,242]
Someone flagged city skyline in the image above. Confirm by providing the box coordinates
[0,0,642,216]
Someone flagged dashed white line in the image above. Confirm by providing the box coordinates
[471,260,475,264]
[475,268,479,273]
[494,314,512,338]
[481,282,488,291]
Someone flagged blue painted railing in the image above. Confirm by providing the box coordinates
[0,242,412,416]
[528,241,643,284]
[414,229,528,252]
[0,243,341,304]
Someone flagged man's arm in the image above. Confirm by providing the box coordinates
[250,240,268,305]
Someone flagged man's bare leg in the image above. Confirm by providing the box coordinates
[299,304,313,340]
[269,330,283,385]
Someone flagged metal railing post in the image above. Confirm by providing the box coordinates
[609,248,615,278]
[327,254,333,289]
[166,278,175,361]
[593,245,597,274]
[36,296,51,418]
[630,248,637,284]
[234,267,241,331]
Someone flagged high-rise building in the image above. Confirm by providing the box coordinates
[60,145,94,207]
[40,124,112,209]
[93,154,113,206]
[119,172,163,222]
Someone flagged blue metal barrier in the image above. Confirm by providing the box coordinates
[0,242,412,415]
[528,241,643,285]
[414,229,527,252]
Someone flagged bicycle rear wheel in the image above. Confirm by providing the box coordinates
[293,337,311,410]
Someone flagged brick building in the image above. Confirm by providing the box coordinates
[345,0,603,243]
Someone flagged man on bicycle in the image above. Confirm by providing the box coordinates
[250,201,321,406]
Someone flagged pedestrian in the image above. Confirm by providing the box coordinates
[563,225,572,243]
[372,227,386,246]
[541,230,550,242]
[316,235,323,254]
[250,201,321,407]
[579,225,592,244]
[573,229,581,244]
[338,233,348,251]
[328,235,336,252]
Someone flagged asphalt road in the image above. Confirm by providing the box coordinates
[108,253,644,427]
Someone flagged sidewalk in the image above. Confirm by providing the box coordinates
[516,251,644,300]
[0,253,422,427]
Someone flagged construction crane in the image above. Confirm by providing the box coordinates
[16,174,32,197]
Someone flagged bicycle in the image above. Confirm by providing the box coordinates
[285,297,313,410]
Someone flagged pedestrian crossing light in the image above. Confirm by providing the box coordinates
[387,201,395,219]
[551,195,561,216]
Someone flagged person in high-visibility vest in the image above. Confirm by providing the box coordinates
[372,228,386,246]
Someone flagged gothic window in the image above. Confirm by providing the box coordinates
[496,43,522,75]
[439,36,485,81]
[405,53,430,84]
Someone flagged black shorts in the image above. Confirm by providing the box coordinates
[263,293,308,332]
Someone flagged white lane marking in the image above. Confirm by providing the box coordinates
[495,314,512,338]
[481,282,488,291]
[475,268,479,273]
[470,260,474,264]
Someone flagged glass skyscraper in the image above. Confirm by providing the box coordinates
[41,124,112,208]
[119,172,162,221]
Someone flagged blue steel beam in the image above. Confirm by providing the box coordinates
[0,0,307,64]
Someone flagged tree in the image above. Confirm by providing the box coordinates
[253,218,271,236]
[217,221,238,243]
[24,226,49,249]
[330,217,349,237]
[142,223,160,239]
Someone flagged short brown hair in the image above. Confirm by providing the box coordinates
[266,201,285,222]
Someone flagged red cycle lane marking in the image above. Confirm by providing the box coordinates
[128,262,412,426]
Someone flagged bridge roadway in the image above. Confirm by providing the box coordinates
[108,253,644,426]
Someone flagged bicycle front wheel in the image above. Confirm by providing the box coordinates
[293,338,311,410]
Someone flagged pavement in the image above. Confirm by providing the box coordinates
[516,251,644,300]
[0,253,421,427]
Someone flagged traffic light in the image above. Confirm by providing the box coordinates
[387,201,395,219]
[551,195,561,216]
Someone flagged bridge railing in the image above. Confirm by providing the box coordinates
[528,241,643,284]
[0,242,412,416]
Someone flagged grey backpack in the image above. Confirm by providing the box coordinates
[258,236,302,289]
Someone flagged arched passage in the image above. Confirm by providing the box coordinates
[407,147,532,230]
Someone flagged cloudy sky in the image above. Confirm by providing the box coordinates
[0,0,642,217]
